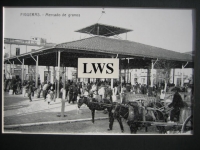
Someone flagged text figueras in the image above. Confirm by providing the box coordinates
[78,58,119,79]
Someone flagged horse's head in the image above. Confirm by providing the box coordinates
[77,96,87,108]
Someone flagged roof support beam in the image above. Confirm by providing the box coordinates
[57,51,61,99]
[183,62,189,68]
[151,58,158,87]
[181,61,189,87]
[12,61,15,75]
[8,60,12,65]
[16,57,22,64]
[30,54,36,62]
[22,59,24,86]
[7,60,12,79]
[35,56,38,88]
[153,58,159,66]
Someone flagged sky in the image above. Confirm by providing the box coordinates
[3,7,194,53]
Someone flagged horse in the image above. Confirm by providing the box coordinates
[110,102,152,133]
[77,96,114,130]
[110,101,167,134]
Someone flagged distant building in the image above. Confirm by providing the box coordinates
[4,37,56,81]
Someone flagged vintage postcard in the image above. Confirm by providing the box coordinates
[2,7,194,135]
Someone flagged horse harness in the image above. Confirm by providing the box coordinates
[113,103,129,119]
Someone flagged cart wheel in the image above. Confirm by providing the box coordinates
[181,115,193,134]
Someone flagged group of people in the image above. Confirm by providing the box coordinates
[4,78,22,95]
[4,77,192,123]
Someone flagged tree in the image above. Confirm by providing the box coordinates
[154,60,177,92]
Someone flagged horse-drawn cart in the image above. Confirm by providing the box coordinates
[125,95,193,134]
[115,91,192,134]
[77,92,193,134]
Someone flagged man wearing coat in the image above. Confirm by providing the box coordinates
[27,82,34,102]
[168,89,184,122]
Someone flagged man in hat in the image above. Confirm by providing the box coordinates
[168,88,184,122]
[27,81,34,102]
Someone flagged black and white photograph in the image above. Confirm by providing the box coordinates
[2,7,194,135]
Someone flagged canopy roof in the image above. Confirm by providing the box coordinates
[75,23,133,37]
[56,36,193,62]
[4,36,194,69]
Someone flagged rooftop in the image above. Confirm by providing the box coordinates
[56,36,193,62]
[75,23,133,37]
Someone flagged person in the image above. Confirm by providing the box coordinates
[184,87,192,106]
[31,80,36,97]
[112,84,119,102]
[98,84,106,101]
[47,85,55,105]
[12,83,17,95]
[27,81,34,102]
[93,90,102,102]
[68,84,74,104]
[91,83,97,93]
[106,85,112,101]
[168,89,184,122]
[126,83,131,92]
[121,84,126,103]
[87,83,92,92]
[132,85,136,94]
[122,84,126,93]
[147,86,153,96]
[160,88,165,100]
[24,81,29,97]
[37,82,44,98]
[72,84,78,103]
[42,82,48,100]
[143,84,147,95]
[152,84,157,97]
[17,80,22,94]
[6,79,11,92]
[65,81,70,98]
[4,79,7,92]
[137,83,142,94]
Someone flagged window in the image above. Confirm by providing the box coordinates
[16,48,20,56]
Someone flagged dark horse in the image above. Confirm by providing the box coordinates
[110,101,156,134]
[111,101,168,134]
[77,96,115,130]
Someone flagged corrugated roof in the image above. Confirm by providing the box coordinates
[56,36,193,62]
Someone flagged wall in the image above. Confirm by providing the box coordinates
[4,43,43,57]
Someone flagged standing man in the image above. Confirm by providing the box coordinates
[65,81,70,99]
[42,82,48,101]
[68,84,74,104]
[37,82,44,98]
[27,81,34,102]
[12,78,17,95]
[72,83,78,103]
[168,88,184,122]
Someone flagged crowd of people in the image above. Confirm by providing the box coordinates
[4,78,22,95]
[4,77,193,123]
